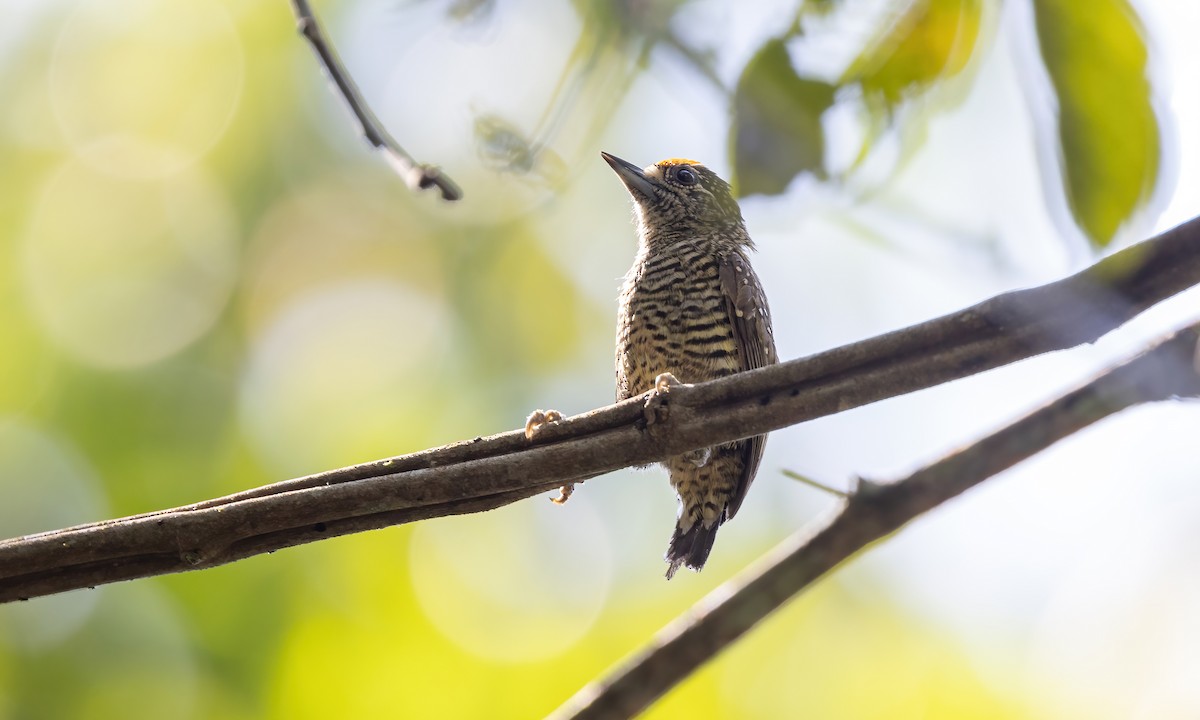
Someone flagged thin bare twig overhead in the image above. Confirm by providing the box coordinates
[290,0,463,200]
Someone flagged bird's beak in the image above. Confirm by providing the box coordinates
[601,151,656,200]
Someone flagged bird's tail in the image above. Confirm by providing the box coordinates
[664,520,721,580]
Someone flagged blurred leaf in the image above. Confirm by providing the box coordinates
[843,0,982,107]
[730,38,836,197]
[798,0,842,19]
[473,113,567,186]
[578,0,687,41]
[829,0,984,177]
[446,0,496,23]
[1032,0,1159,248]
[474,113,539,175]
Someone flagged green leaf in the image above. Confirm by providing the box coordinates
[1032,0,1160,248]
[730,38,837,197]
[843,0,983,107]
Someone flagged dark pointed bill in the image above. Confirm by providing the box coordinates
[601,151,656,200]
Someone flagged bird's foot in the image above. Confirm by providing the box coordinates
[643,372,682,427]
[550,482,577,505]
[525,409,575,503]
[524,409,564,440]
[655,372,683,394]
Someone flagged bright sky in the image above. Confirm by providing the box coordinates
[1151,0,1200,232]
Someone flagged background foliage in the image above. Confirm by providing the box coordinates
[0,0,1197,717]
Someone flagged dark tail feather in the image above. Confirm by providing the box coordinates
[664,521,721,580]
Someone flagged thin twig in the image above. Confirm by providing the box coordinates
[289,0,463,200]
[0,216,1198,602]
[553,323,1200,719]
[780,468,850,498]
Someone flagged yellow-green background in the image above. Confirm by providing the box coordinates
[1,0,1198,717]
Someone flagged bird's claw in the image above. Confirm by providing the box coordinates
[655,372,683,394]
[550,482,576,505]
[643,372,682,427]
[524,409,564,440]
[525,409,576,504]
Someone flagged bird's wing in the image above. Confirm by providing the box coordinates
[719,250,778,520]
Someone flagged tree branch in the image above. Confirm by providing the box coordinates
[0,216,1198,602]
[289,0,463,200]
[551,321,1200,720]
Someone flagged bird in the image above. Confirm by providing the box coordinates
[601,151,777,579]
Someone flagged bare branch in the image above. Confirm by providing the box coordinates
[553,323,1200,720]
[289,0,463,200]
[0,216,1198,602]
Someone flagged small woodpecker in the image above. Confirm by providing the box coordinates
[602,151,777,579]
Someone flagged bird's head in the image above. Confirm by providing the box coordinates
[601,152,745,238]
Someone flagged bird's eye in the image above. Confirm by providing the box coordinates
[675,167,697,186]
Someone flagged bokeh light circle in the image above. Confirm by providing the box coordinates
[22,159,238,369]
[239,280,448,476]
[240,173,443,339]
[49,0,243,179]
[409,501,612,663]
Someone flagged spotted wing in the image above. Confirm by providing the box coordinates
[719,250,778,520]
